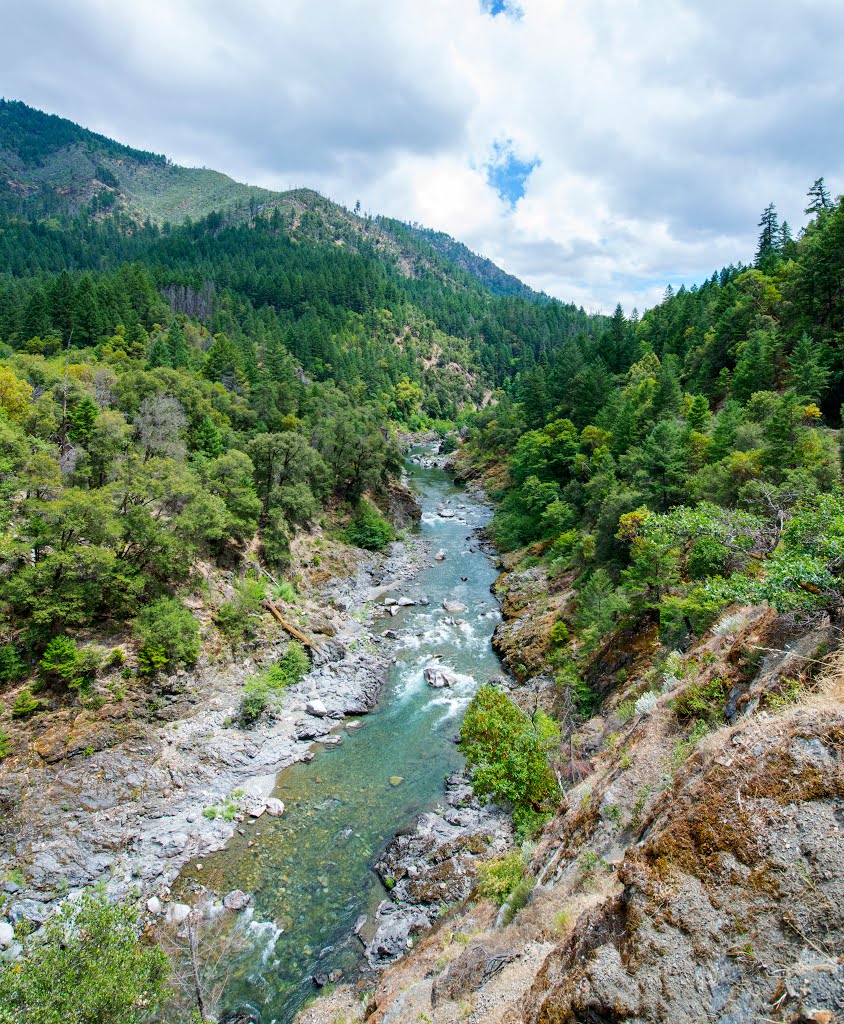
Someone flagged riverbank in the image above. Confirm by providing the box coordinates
[0,529,427,930]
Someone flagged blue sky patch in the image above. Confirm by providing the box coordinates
[486,140,539,206]
[480,0,523,20]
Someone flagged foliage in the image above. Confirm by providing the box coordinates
[459,685,559,824]
[476,851,526,905]
[673,677,727,723]
[0,888,170,1024]
[134,597,200,674]
[11,688,40,718]
[39,636,98,690]
[0,644,25,684]
[215,579,265,645]
[0,729,9,759]
[237,643,310,726]
[343,499,394,550]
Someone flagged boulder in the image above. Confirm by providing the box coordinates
[443,599,467,614]
[439,509,456,518]
[305,698,328,718]
[434,550,447,561]
[166,903,191,925]
[146,896,163,916]
[223,890,251,911]
[424,667,456,689]
[0,922,14,949]
[265,798,285,817]
[397,597,416,607]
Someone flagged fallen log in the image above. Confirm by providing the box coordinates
[260,599,320,653]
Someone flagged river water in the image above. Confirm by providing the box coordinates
[191,456,503,1023]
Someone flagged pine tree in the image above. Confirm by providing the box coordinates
[805,177,831,215]
[754,203,781,274]
[166,319,189,369]
[788,332,830,402]
[19,287,50,341]
[685,393,711,433]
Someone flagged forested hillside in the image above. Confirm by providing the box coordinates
[462,177,844,710]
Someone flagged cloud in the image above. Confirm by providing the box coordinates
[1,0,843,311]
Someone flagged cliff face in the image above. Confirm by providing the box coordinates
[298,550,844,1024]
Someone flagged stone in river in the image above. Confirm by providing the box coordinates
[439,508,456,518]
[397,597,416,606]
[389,776,404,786]
[223,889,251,910]
[443,599,467,614]
[424,666,456,688]
[434,549,446,561]
[265,798,285,816]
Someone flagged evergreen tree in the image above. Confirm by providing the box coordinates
[166,319,189,369]
[805,177,831,215]
[788,332,830,402]
[754,203,781,274]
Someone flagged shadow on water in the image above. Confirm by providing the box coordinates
[182,455,503,1023]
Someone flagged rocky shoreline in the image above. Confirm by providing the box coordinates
[0,535,429,930]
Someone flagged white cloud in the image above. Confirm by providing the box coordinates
[2,0,843,311]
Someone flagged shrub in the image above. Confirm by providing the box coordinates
[0,729,9,760]
[634,691,659,716]
[216,579,265,645]
[674,676,726,722]
[501,875,534,924]
[477,852,525,905]
[343,499,394,550]
[271,580,298,604]
[0,888,170,1024]
[237,643,310,728]
[616,699,636,723]
[134,597,200,674]
[39,636,93,689]
[237,688,269,727]
[460,685,559,824]
[0,643,25,684]
[11,689,40,718]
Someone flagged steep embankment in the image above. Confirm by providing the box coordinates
[297,468,844,1024]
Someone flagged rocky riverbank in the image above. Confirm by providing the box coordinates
[0,534,428,931]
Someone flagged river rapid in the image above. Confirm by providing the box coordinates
[188,454,505,1023]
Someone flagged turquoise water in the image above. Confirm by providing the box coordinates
[188,458,503,1023]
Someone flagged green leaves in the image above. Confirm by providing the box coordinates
[134,597,200,674]
[0,889,170,1024]
[459,685,559,828]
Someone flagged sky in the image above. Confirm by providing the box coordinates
[2,0,843,313]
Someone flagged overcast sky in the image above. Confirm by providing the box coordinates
[2,0,843,312]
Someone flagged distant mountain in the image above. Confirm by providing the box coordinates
[0,99,551,305]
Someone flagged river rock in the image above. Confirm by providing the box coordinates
[166,903,191,925]
[353,914,367,935]
[265,798,285,817]
[442,599,467,614]
[439,509,456,518]
[397,597,416,607]
[146,896,163,916]
[305,698,328,718]
[384,598,398,606]
[223,889,251,910]
[434,549,446,561]
[0,923,14,949]
[424,667,456,688]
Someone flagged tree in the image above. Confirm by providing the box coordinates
[134,596,201,674]
[166,318,189,369]
[0,889,169,1024]
[754,202,781,273]
[459,684,559,833]
[0,365,33,423]
[805,177,831,215]
[787,332,831,402]
[135,393,187,461]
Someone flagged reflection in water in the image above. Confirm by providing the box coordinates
[184,457,503,1023]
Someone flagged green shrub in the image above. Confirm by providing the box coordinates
[0,729,9,760]
[674,676,727,722]
[658,588,724,648]
[343,499,394,550]
[0,643,25,684]
[216,579,265,645]
[501,875,535,924]
[39,636,95,689]
[271,580,298,604]
[237,643,310,727]
[134,597,200,674]
[11,689,40,718]
[460,685,559,825]
[548,620,570,647]
[616,698,636,723]
[0,888,169,1024]
[237,688,269,727]
[477,851,525,905]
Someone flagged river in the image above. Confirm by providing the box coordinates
[185,454,504,1023]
